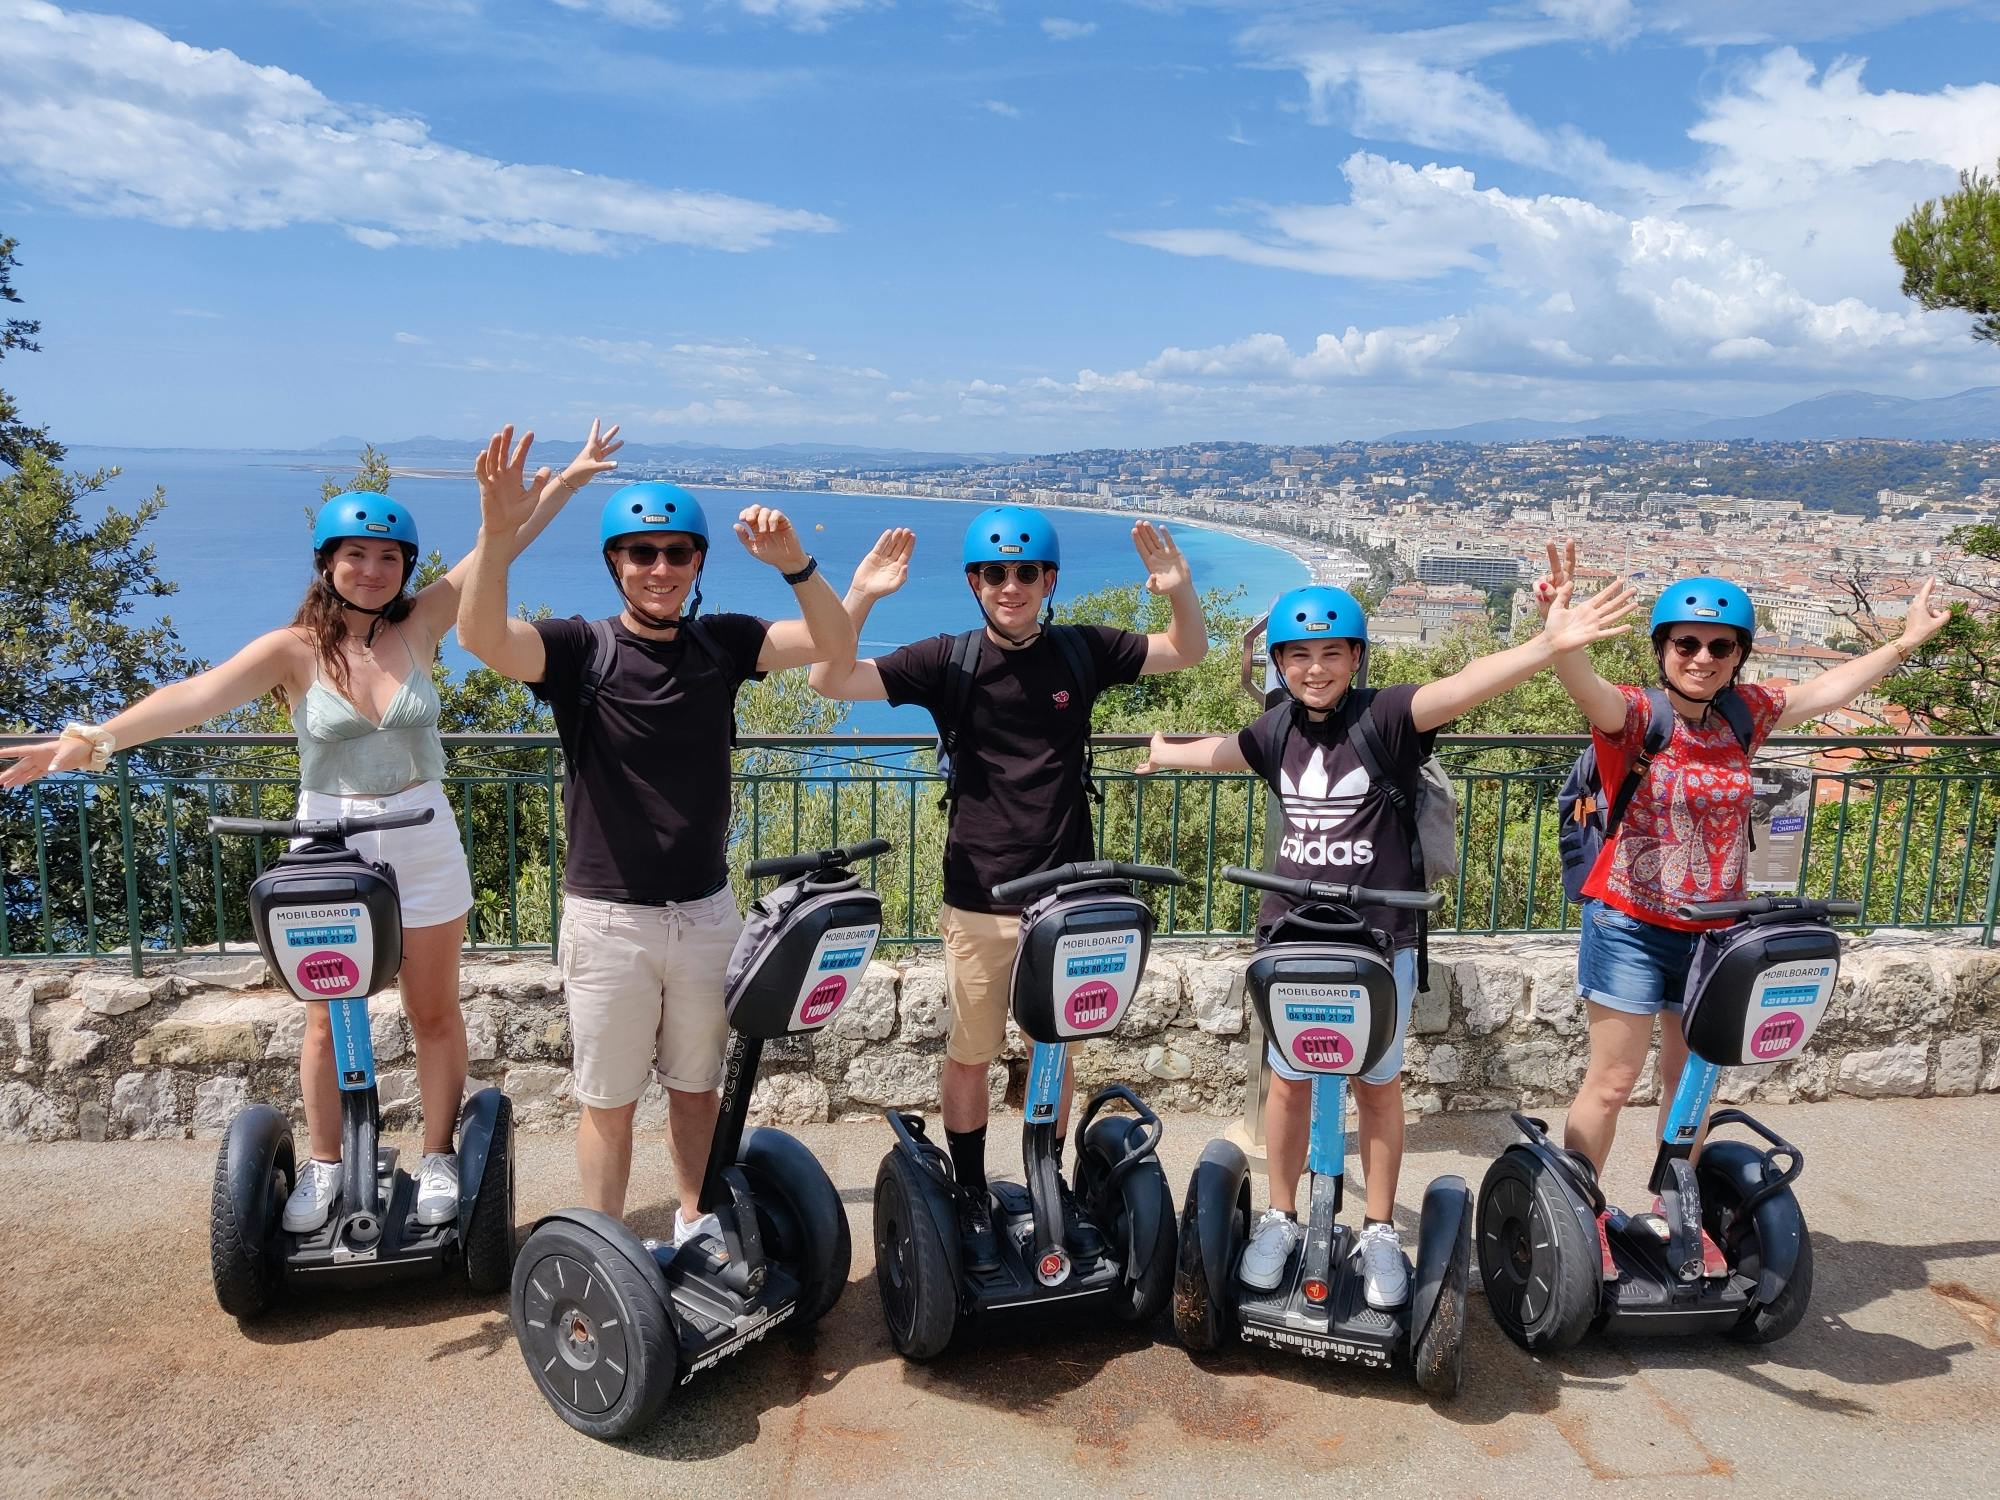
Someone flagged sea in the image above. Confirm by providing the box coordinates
[65,446,1310,734]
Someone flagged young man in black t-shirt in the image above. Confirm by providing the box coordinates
[459,432,854,1243]
[1138,577,1636,1308]
[808,506,1208,1267]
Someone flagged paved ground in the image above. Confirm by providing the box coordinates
[3,1098,1997,1499]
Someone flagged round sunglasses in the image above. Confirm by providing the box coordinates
[616,541,701,568]
[970,562,1048,587]
[1666,634,1740,661]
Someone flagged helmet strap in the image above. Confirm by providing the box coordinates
[969,570,1051,649]
[604,551,703,635]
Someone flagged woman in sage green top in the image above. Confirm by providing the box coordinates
[2,422,620,1229]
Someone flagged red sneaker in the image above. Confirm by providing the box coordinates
[1596,1210,1619,1281]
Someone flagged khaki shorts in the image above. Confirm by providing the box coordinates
[939,904,1022,1066]
[558,887,743,1105]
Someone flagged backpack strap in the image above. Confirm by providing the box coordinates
[934,628,984,808]
[1047,624,1103,804]
[576,617,618,716]
[1712,684,1755,752]
[1601,688,1674,842]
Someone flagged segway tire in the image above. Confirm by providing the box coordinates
[873,1148,958,1360]
[1476,1148,1598,1351]
[1173,1144,1250,1352]
[1412,1212,1470,1399]
[461,1094,516,1295]
[210,1105,294,1319]
[738,1126,852,1326]
[512,1219,676,1441]
[1697,1157,1816,1346]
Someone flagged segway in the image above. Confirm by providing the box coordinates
[510,839,884,1440]
[205,808,516,1319]
[1478,895,1858,1350]
[873,860,1185,1359]
[1174,867,1469,1396]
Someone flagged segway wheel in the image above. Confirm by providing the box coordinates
[738,1126,853,1326]
[1080,1116,1176,1325]
[1172,1147,1250,1352]
[1697,1152,1817,1345]
[461,1094,516,1295]
[1412,1210,1471,1399]
[873,1149,958,1360]
[210,1104,295,1319]
[512,1221,676,1441]
[1476,1148,1598,1351]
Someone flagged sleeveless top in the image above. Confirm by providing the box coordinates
[292,628,447,796]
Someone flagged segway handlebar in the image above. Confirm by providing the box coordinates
[990,861,1189,906]
[1676,896,1863,922]
[745,837,894,882]
[207,808,436,841]
[1220,865,1445,912]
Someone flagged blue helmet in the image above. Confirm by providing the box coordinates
[1649,576,1754,636]
[313,492,418,560]
[600,482,710,552]
[1267,585,1368,648]
[963,505,1059,569]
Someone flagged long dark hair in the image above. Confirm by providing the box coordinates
[272,550,415,712]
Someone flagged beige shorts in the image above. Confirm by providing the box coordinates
[939,904,1023,1066]
[558,887,744,1105]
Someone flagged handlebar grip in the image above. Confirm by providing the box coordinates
[990,863,1083,905]
[340,808,436,836]
[1221,865,1443,912]
[989,860,1188,905]
[1220,864,1295,896]
[207,808,436,841]
[746,837,896,882]
[206,816,296,838]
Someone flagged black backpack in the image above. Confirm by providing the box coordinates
[1557,686,1753,903]
[932,625,1100,809]
[576,615,741,747]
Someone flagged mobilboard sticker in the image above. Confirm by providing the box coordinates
[1267,980,1374,1076]
[1741,957,1838,1064]
[788,922,882,1033]
[266,902,374,1001]
[1050,927,1142,1038]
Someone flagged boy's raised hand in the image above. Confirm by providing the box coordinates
[1133,521,1191,595]
[851,527,914,601]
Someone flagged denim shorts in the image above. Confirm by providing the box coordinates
[1575,899,1699,1016]
[1267,946,1417,1086]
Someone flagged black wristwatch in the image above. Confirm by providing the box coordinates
[782,555,819,585]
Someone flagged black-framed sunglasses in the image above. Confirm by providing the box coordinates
[972,562,1046,587]
[1667,634,1739,661]
[618,541,701,568]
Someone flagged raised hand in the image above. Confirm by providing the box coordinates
[1133,521,1191,595]
[735,505,809,574]
[1896,576,1954,652]
[1542,575,1639,654]
[851,527,914,600]
[559,418,623,492]
[475,425,550,540]
[0,737,85,790]
[1532,538,1579,619]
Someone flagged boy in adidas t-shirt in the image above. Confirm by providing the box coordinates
[809,506,1207,1270]
[1138,576,1636,1308]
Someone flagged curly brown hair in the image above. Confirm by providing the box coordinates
[271,555,415,713]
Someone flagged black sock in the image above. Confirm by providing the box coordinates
[1364,1217,1393,1229]
[946,1126,987,1195]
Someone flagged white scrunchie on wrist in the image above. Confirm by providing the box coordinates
[60,722,116,772]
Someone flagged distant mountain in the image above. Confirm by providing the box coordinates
[1381,387,2000,443]
[312,435,1029,469]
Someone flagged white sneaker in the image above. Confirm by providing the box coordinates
[282,1157,342,1232]
[673,1208,722,1248]
[1238,1208,1303,1290]
[1356,1221,1410,1310]
[416,1152,459,1226]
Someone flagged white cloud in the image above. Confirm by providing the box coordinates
[1041,18,1098,40]
[0,2,837,253]
[735,0,878,30]
[393,331,428,344]
[550,0,678,27]
[980,98,1023,118]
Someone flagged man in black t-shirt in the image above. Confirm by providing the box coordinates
[809,506,1208,1267]
[459,431,854,1242]
[1138,577,1636,1309]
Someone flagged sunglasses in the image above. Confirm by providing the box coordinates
[617,542,701,568]
[971,562,1047,587]
[1667,634,1740,661]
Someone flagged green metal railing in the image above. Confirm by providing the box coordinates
[4,732,1998,972]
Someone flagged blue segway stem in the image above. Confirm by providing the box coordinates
[1025,1041,1067,1126]
[326,996,376,1092]
[1662,1053,1721,1151]
[454,1086,507,1224]
[1307,1073,1346,1180]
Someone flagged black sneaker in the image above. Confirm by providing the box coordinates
[1057,1178,1106,1261]
[959,1192,1000,1272]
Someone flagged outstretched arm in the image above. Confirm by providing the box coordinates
[741,507,856,672]
[1133,732,1251,775]
[1133,522,1207,675]
[808,527,911,702]
[1409,568,1639,733]
[1774,577,1955,730]
[1,630,299,788]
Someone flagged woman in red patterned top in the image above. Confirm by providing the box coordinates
[1539,544,1953,1180]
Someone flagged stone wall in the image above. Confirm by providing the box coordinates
[3,931,1997,1143]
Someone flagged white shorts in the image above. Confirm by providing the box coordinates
[294,781,474,929]
[558,887,744,1104]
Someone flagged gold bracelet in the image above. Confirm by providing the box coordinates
[60,722,116,772]
[1891,639,1914,664]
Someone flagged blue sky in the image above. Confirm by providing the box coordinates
[4,0,2000,449]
